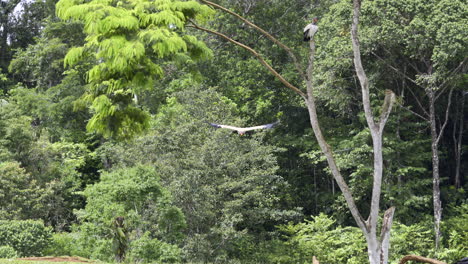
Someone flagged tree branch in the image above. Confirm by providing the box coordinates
[305,39,366,232]
[351,0,376,131]
[435,58,467,101]
[371,51,425,89]
[197,0,307,81]
[398,104,429,122]
[406,86,430,118]
[380,206,396,264]
[378,90,396,133]
[435,87,454,145]
[188,21,307,98]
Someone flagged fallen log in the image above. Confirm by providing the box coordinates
[399,255,447,264]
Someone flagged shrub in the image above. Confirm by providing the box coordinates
[0,220,52,257]
[278,213,367,264]
[128,232,182,263]
[43,232,83,257]
[0,245,18,258]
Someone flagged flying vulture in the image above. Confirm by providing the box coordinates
[303,17,318,41]
[208,121,279,135]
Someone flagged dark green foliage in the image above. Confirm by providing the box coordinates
[43,232,81,257]
[0,162,46,220]
[71,165,185,262]
[128,232,182,263]
[0,220,52,257]
[278,214,367,264]
[0,0,466,262]
[97,85,302,262]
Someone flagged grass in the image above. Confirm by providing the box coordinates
[0,257,100,264]
[0,261,81,264]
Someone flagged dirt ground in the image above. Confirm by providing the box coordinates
[17,257,94,263]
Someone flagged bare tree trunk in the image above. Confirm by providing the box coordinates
[0,0,21,70]
[426,85,453,250]
[427,87,443,250]
[351,1,396,263]
[454,94,465,188]
[192,1,397,263]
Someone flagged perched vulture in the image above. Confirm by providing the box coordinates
[208,121,279,135]
[303,17,318,41]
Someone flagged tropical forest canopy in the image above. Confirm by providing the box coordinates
[0,0,466,263]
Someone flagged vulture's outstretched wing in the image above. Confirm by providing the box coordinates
[241,121,279,131]
[208,121,279,135]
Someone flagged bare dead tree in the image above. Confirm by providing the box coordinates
[192,0,396,263]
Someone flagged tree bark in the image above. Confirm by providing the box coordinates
[426,85,453,250]
[305,39,367,232]
[351,1,396,263]
[0,0,21,71]
[192,1,397,263]
[427,87,443,250]
[454,94,465,188]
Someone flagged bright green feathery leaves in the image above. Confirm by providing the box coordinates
[56,0,214,140]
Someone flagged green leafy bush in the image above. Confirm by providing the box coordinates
[389,221,434,262]
[278,213,367,264]
[0,245,18,258]
[72,165,185,262]
[43,232,88,257]
[128,232,182,263]
[0,220,52,257]
[438,204,468,263]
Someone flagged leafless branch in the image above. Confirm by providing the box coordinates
[398,104,429,122]
[435,58,467,100]
[381,47,423,75]
[197,0,308,81]
[435,87,454,145]
[406,86,430,118]
[371,51,425,89]
[188,21,307,98]
[351,0,376,131]
[378,90,396,133]
[304,39,366,231]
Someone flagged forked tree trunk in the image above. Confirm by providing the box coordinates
[426,85,453,250]
[427,87,443,250]
[351,1,396,263]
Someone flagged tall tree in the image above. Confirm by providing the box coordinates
[0,0,21,71]
[360,0,467,249]
[56,0,214,139]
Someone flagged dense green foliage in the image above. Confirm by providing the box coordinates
[0,220,52,257]
[0,0,466,263]
[56,0,214,139]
